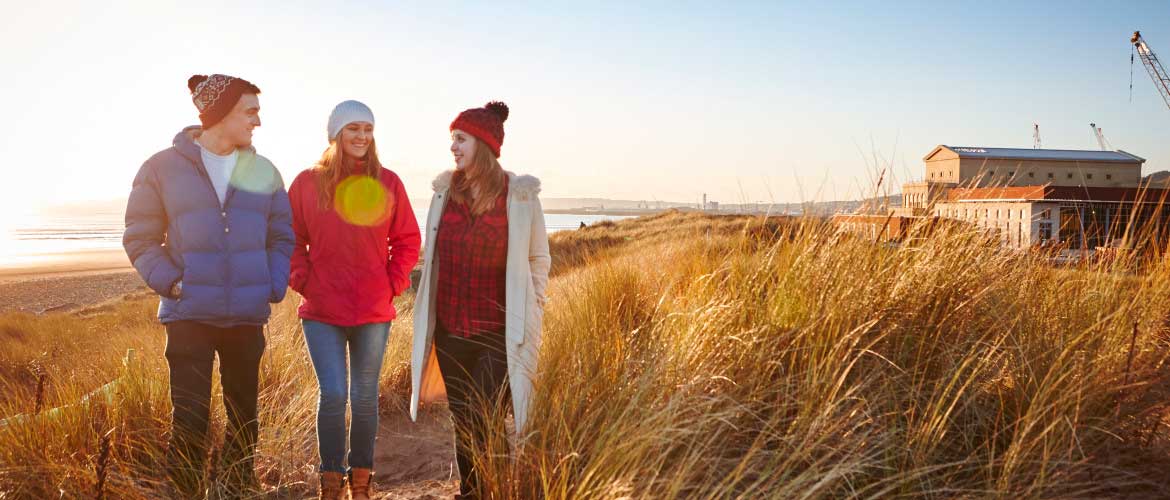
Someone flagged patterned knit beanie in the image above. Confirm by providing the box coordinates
[187,74,261,129]
[449,101,509,158]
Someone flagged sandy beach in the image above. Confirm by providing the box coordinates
[0,249,144,314]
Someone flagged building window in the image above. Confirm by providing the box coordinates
[1087,173,1093,180]
[1106,174,1112,180]
[1029,172,1035,178]
[1048,172,1054,179]
[1067,173,1073,179]
[1020,209,1025,219]
[1039,222,1053,242]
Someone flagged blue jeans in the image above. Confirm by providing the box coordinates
[302,320,391,473]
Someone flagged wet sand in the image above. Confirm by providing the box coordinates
[0,249,144,314]
[0,249,131,283]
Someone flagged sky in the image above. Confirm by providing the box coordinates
[1,0,1168,215]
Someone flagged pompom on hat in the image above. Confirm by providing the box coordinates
[449,101,509,158]
[327,100,376,141]
[187,74,260,129]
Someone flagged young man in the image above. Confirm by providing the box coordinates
[123,73,293,493]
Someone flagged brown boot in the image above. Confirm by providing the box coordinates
[348,467,374,500]
[318,471,345,500]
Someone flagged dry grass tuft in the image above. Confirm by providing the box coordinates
[3,211,1170,498]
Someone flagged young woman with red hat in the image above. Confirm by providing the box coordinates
[288,100,421,500]
[409,101,551,498]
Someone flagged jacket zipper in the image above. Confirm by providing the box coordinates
[192,149,234,318]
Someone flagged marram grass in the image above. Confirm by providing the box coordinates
[2,211,1170,498]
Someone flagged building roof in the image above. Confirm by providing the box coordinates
[948,185,1170,203]
[925,145,1145,163]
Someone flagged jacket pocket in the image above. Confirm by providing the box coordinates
[518,282,544,345]
[301,267,317,299]
[290,268,309,295]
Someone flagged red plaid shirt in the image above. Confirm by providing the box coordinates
[435,181,509,338]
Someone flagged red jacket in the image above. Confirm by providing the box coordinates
[288,165,421,326]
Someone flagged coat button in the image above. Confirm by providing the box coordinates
[221,211,227,217]
[224,227,230,233]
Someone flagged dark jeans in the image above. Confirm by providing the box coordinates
[164,320,266,491]
[434,325,511,498]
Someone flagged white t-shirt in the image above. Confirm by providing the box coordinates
[199,145,238,206]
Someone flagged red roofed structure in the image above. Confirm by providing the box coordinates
[837,145,1170,253]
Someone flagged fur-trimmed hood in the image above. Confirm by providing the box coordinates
[431,170,541,198]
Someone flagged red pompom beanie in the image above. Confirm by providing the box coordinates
[449,101,509,158]
[187,74,261,129]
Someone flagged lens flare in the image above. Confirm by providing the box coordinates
[230,150,279,194]
[333,175,392,226]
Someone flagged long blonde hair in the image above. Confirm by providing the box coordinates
[450,137,506,216]
[312,138,382,209]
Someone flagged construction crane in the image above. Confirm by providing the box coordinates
[1032,123,1042,149]
[1132,31,1170,110]
[1089,123,1111,150]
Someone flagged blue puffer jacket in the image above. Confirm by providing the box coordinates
[124,126,294,327]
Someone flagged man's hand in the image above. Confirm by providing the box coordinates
[170,280,183,299]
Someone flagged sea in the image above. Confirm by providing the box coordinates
[0,209,634,267]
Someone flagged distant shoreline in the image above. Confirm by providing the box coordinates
[0,212,628,282]
[0,211,757,288]
[546,208,801,217]
[546,208,667,216]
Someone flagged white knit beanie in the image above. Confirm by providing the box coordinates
[327,100,376,141]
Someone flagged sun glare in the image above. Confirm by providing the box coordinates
[333,175,392,226]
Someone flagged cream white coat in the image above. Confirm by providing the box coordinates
[410,170,551,432]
